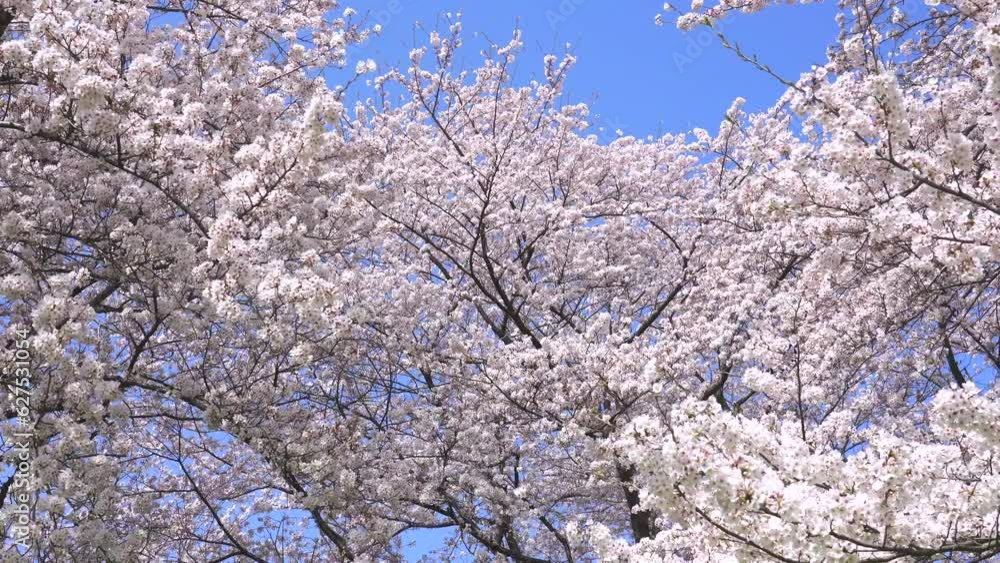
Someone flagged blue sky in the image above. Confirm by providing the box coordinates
[337,2,841,559]
[345,0,840,139]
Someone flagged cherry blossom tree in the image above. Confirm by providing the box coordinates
[0,0,997,561]
[595,0,1000,560]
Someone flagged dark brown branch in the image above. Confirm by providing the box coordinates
[0,9,13,39]
[616,463,659,542]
